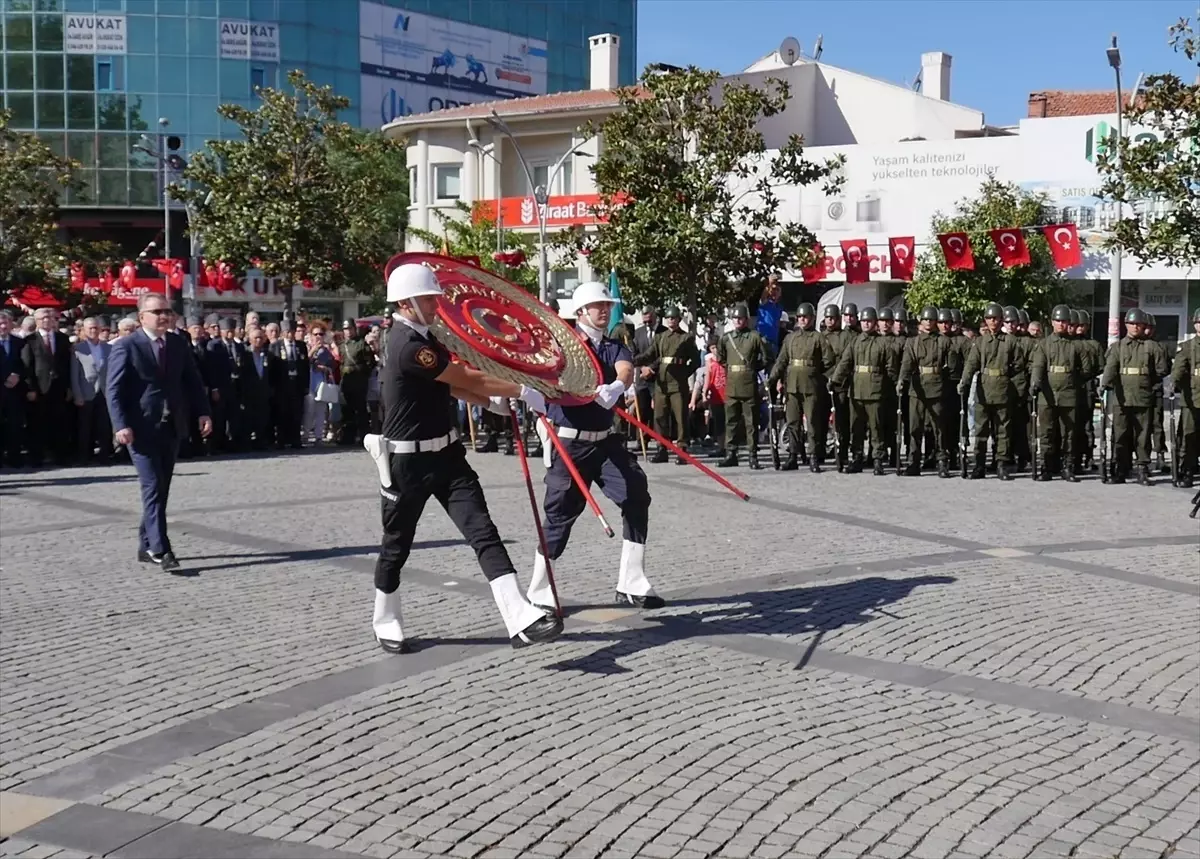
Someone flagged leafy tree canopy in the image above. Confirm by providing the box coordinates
[409,201,542,294]
[905,177,1068,322]
[173,71,408,307]
[558,65,843,316]
[1096,16,1199,267]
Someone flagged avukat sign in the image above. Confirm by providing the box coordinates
[384,252,601,406]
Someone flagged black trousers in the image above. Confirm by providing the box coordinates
[375,442,515,593]
[26,386,70,465]
[77,397,112,461]
[0,400,24,466]
[542,435,650,559]
[341,376,369,445]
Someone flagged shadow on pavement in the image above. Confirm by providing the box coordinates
[177,539,515,574]
[0,472,142,489]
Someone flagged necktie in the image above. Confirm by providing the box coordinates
[45,332,53,355]
[156,337,166,375]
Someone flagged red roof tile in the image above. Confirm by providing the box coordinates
[385,86,649,127]
[1027,90,1140,118]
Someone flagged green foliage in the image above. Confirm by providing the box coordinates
[905,178,1068,322]
[0,109,119,307]
[409,201,541,293]
[560,65,843,315]
[173,70,408,307]
[1096,16,1200,267]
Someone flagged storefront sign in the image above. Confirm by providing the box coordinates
[219,19,280,62]
[64,14,126,55]
[474,194,611,228]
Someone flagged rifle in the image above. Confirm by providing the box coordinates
[1099,389,1110,484]
[1169,394,1180,487]
[895,383,906,476]
[797,403,809,465]
[1030,393,1040,481]
[832,388,846,473]
[1191,488,1200,519]
[959,392,970,479]
[768,391,782,470]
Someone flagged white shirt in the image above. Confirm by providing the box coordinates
[577,320,603,347]
[396,314,429,339]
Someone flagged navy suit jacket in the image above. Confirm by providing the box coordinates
[0,336,26,408]
[106,329,209,440]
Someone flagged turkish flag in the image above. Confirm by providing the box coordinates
[168,262,184,291]
[840,238,870,285]
[990,229,1031,268]
[937,233,974,271]
[218,261,237,292]
[1042,224,1082,270]
[888,236,915,282]
[119,261,136,289]
[69,263,86,289]
[801,244,826,284]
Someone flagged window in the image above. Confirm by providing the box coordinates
[96,60,113,91]
[434,165,460,201]
[6,93,34,129]
[561,157,573,195]
[66,55,93,90]
[409,166,418,204]
[67,94,94,129]
[34,13,62,50]
[530,164,549,195]
[129,171,159,207]
[37,92,64,128]
[96,94,125,130]
[67,132,95,167]
[98,169,129,206]
[6,53,33,89]
[5,15,33,51]
[250,67,265,92]
[36,53,64,89]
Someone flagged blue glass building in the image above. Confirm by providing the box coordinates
[2,0,637,235]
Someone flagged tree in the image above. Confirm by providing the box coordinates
[1095,16,1199,267]
[904,178,1068,322]
[559,66,843,315]
[173,71,408,311]
[409,201,541,293]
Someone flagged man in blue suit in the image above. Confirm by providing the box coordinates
[106,293,211,572]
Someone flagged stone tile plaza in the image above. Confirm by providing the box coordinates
[1,450,1198,859]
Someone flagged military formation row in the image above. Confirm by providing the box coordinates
[628,301,1200,487]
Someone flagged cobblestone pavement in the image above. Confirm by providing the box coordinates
[1,446,1197,859]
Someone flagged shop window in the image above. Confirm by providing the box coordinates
[434,165,460,201]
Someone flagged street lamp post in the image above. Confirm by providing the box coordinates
[485,111,591,304]
[1106,36,1124,345]
[467,139,503,254]
[135,119,189,315]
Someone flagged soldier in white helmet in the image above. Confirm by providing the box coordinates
[365,263,563,652]
[527,281,664,612]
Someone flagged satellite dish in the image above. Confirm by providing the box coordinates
[779,36,802,66]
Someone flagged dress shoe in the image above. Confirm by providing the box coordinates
[873,461,885,476]
[145,551,181,572]
[780,456,798,471]
[674,455,689,466]
[902,462,921,477]
[809,461,822,474]
[748,452,763,470]
[650,449,669,464]
[717,451,738,468]
[997,462,1013,481]
[377,637,413,654]
[137,549,154,563]
[616,591,666,609]
[511,614,564,649]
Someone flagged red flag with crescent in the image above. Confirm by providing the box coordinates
[69,262,86,289]
[888,236,915,282]
[990,229,1031,268]
[840,239,870,285]
[1042,224,1082,270]
[384,252,601,406]
[119,261,136,289]
[801,244,825,285]
[937,233,974,271]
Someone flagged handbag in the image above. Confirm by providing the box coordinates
[314,381,340,404]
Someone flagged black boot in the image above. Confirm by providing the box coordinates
[650,448,669,464]
[969,455,986,480]
[503,433,515,456]
[718,449,739,468]
[674,447,689,465]
[937,457,950,479]
[1157,453,1169,475]
[481,434,499,453]
[997,461,1013,481]
[845,456,863,474]
[1179,472,1195,488]
[781,451,798,471]
[1062,461,1079,482]
[749,449,763,470]
[902,461,921,477]
[873,459,886,476]
[1036,463,1052,481]
[1136,464,1152,486]
[809,458,822,474]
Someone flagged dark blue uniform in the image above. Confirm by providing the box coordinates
[542,336,651,558]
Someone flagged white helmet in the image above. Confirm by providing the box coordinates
[387,263,443,302]
[571,280,617,309]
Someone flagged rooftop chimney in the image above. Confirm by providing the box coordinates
[920,51,951,101]
[1027,92,1048,118]
[589,33,620,90]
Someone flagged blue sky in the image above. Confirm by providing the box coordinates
[634,0,1198,126]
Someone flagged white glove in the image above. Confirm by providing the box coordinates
[519,384,548,415]
[486,395,512,416]
[593,379,626,410]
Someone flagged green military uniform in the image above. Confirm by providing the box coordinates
[1073,310,1102,470]
[634,308,700,462]
[1100,308,1171,484]
[823,303,857,469]
[1143,320,1172,472]
[898,307,954,477]
[831,307,898,474]
[769,303,836,472]
[1169,308,1200,487]
[717,305,768,469]
[1029,306,1094,481]
[943,309,968,467]
[877,308,900,466]
[959,303,1020,480]
[1003,306,1034,471]
[339,321,376,446]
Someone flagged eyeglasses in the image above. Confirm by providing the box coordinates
[143,308,172,316]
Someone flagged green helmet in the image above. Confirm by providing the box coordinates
[1002,305,1020,324]
[1077,310,1091,325]
[950,308,963,324]
[732,303,749,320]
[919,306,939,322]
[984,303,1004,320]
[895,307,909,323]
[843,302,859,316]
[1124,307,1148,325]
[859,306,878,322]
[796,302,816,318]
[1018,309,1030,325]
[663,305,682,319]
[1070,310,1083,326]
[1051,304,1073,322]
[937,308,953,323]
[1193,307,1200,323]
[878,307,895,322]
[824,304,840,318]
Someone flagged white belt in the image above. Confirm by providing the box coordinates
[385,430,460,454]
[556,427,612,442]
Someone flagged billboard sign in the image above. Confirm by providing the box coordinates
[219,19,280,62]
[64,14,126,54]
[474,195,611,229]
[359,0,548,125]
